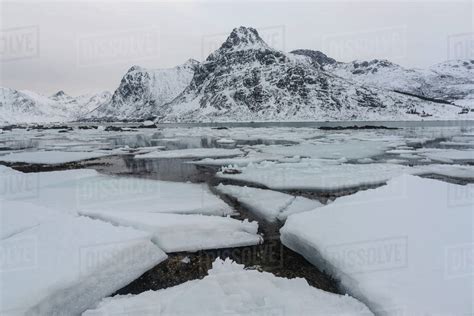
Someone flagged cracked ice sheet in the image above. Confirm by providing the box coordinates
[418,164,474,179]
[84,258,373,316]
[217,160,420,191]
[0,166,233,216]
[81,210,262,252]
[258,139,395,160]
[134,148,242,159]
[415,148,474,163]
[215,184,322,222]
[280,175,474,316]
[0,150,109,164]
[190,148,302,167]
[1,214,166,316]
[0,199,63,240]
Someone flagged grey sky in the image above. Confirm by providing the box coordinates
[0,1,472,96]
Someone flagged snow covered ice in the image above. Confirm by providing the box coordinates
[0,150,109,164]
[134,147,242,159]
[83,258,373,316]
[216,184,322,221]
[218,161,420,191]
[0,123,473,315]
[0,213,166,315]
[80,210,262,252]
[281,175,474,315]
[0,167,233,216]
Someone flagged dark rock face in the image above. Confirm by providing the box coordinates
[86,60,198,120]
[290,49,337,68]
[327,58,474,104]
[163,26,433,122]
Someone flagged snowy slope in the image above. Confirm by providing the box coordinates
[327,58,474,105]
[85,59,198,120]
[0,87,111,125]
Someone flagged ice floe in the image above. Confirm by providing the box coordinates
[0,167,233,216]
[1,215,166,315]
[215,184,322,221]
[134,148,242,159]
[259,139,392,160]
[80,210,262,252]
[0,150,109,164]
[217,160,419,191]
[83,258,373,316]
[416,148,474,163]
[281,175,473,315]
[0,199,63,239]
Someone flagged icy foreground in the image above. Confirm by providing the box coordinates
[0,167,232,216]
[281,175,474,315]
[81,210,262,252]
[0,212,166,315]
[0,150,109,164]
[215,184,322,221]
[84,258,373,316]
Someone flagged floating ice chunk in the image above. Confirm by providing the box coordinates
[80,210,262,252]
[135,148,242,159]
[191,149,298,167]
[1,215,166,315]
[419,164,474,179]
[0,167,99,201]
[260,140,391,160]
[281,175,473,315]
[0,150,109,164]
[278,196,323,221]
[218,161,419,191]
[0,167,233,216]
[84,258,373,316]
[0,199,64,239]
[216,138,235,144]
[215,184,321,222]
[417,148,474,163]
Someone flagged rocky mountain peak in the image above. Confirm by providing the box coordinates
[51,90,70,99]
[219,26,269,52]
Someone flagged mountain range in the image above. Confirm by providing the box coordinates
[1,26,472,124]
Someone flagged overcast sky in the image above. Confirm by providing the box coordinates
[0,1,472,96]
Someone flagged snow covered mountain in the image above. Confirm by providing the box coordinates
[159,27,460,122]
[1,27,470,124]
[326,57,474,106]
[84,59,198,120]
[0,88,111,125]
